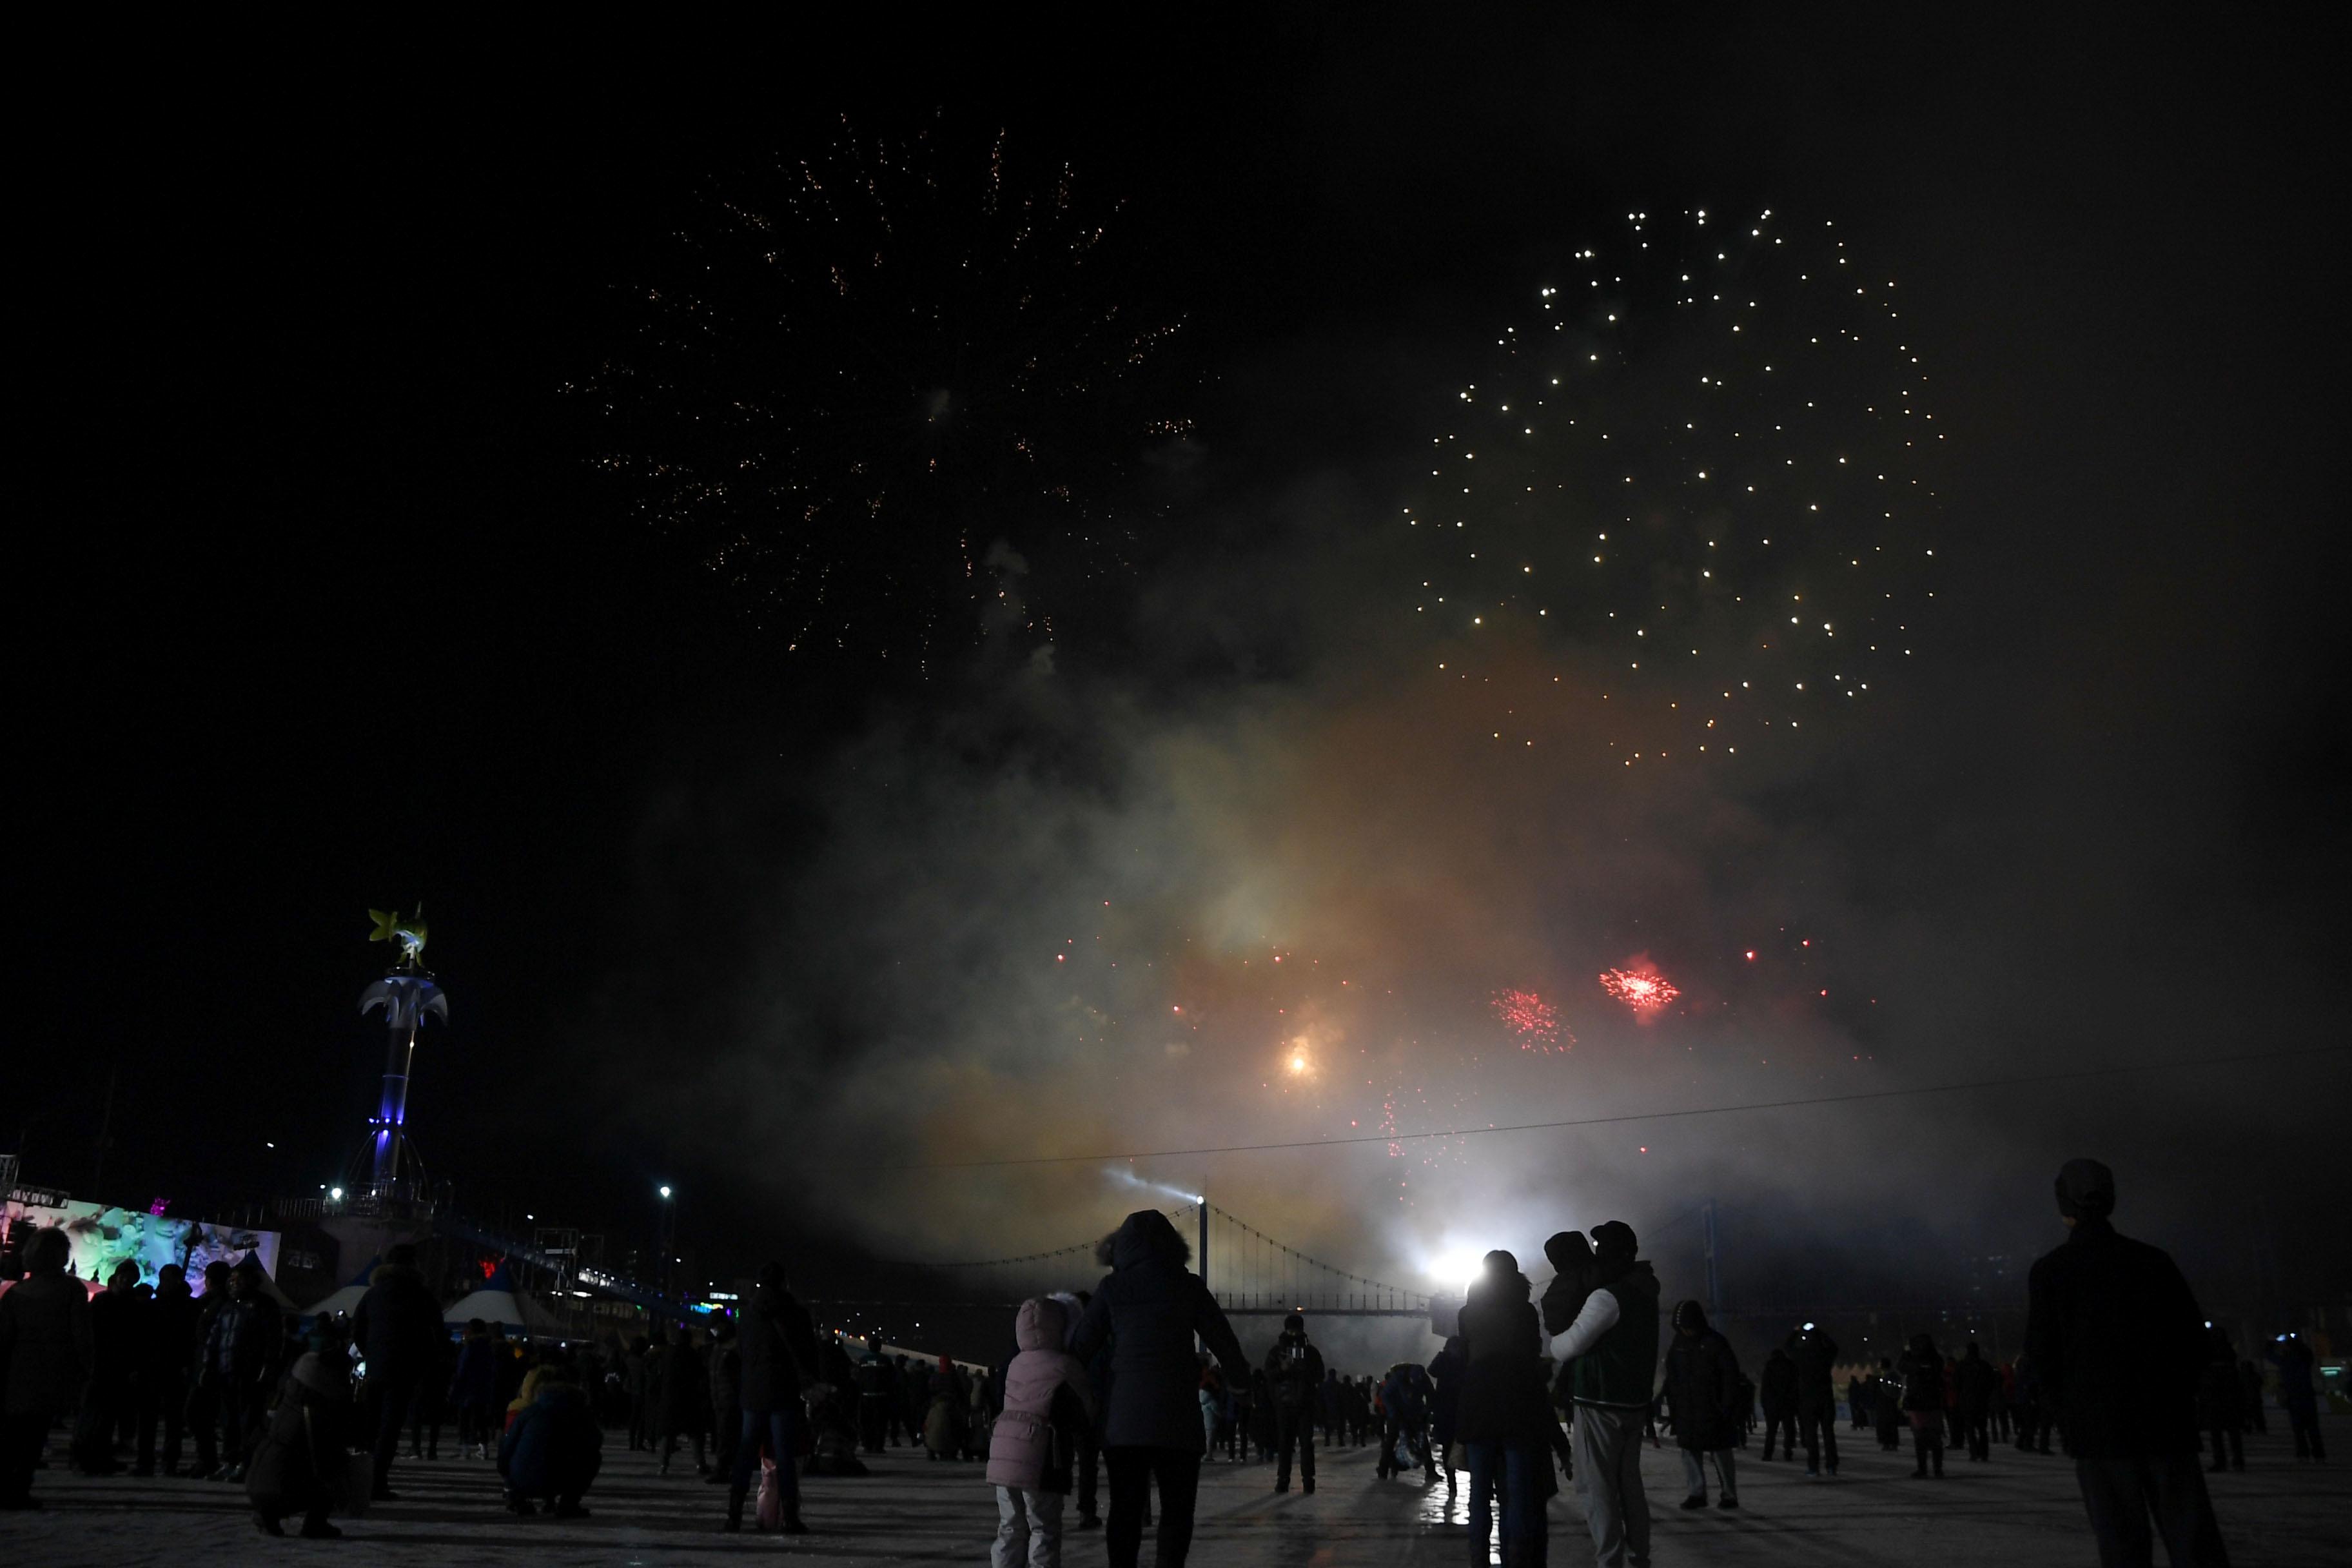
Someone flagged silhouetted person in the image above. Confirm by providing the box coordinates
[184,1260,233,1477]
[1072,1210,1248,1568]
[1551,1221,1660,1568]
[81,1259,146,1473]
[1758,1348,1798,1460]
[1428,1334,1467,1496]
[351,1242,440,1500]
[1955,1342,1999,1462]
[1457,1251,1554,1566]
[0,1228,92,1509]
[707,1321,741,1483]
[1377,1361,1435,1481]
[1786,1321,1841,1477]
[2268,1333,2324,1462]
[1897,1334,1948,1477]
[202,1263,282,1479]
[1263,1313,1323,1493]
[725,1262,819,1534]
[140,1262,197,1475]
[451,1318,503,1458]
[1660,1299,1743,1510]
[657,1322,708,1474]
[1874,1356,1904,1451]
[2194,1326,2244,1473]
[246,1338,351,1538]
[2235,1362,2265,1436]
[2027,1157,2228,1565]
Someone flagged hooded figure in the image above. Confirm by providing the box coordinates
[1072,1210,1250,1568]
[1661,1300,1743,1509]
[1071,1211,1248,1453]
[500,1358,602,1515]
[1661,1302,1744,1455]
[989,1298,1092,1490]
[725,1263,819,1535]
[986,1295,1096,1568]
[1455,1251,1554,1563]
[246,1349,352,1537]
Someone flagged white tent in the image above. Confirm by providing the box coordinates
[304,1281,372,1318]
[442,1266,565,1340]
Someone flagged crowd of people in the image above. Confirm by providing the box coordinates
[0,1159,2336,1567]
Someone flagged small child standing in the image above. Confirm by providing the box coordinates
[986,1297,1095,1568]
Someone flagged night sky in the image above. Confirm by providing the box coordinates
[20,15,2346,1317]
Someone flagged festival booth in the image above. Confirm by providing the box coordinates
[442,1262,567,1342]
[301,1259,384,1319]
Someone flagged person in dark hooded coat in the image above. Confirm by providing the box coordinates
[2026,1159,2227,1565]
[1758,1348,1797,1460]
[1456,1250,1553,1567]
[1785,1320,1841,1477]
[246,1340,352,1538]
[349,1242,442,1502]
[2193,1326,2244,1474]
[1660,1300,1742,1509]
[1428,1333,1468,1495]
[656,1322,708,1475]
[725,1262,818,1535]
[1071,1210,1248,1568]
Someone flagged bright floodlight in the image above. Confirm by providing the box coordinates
[329,1187,344,1201]
[659,1184,673,1199]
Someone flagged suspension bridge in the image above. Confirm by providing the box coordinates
[855,1200,1434,1320]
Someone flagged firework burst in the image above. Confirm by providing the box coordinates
[1600,967,1681,1011]
[1402,208,1943,765]
[580,113,1192,667]
[1490,988,1571,1052]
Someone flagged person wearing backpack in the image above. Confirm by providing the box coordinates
[986,1297,1095,1568]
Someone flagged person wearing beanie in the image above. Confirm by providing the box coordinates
[1261,1311,1324,1494]
[2026,1159,2229,1565]
[1551,1220,1660,1568]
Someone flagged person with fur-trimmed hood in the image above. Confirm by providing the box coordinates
[986,1297,1095,1568]
[1551,1220,1661,1568]
[1072,1210,1249,1568]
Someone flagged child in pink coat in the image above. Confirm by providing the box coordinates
[985,1297,1095,1568]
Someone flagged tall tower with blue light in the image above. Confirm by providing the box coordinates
[358,908,446,1197]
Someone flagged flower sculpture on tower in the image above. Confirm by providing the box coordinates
[358,908,446,1197]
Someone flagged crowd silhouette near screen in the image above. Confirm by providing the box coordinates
[0,1159,2331,1566]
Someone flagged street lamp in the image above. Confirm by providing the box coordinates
[656,1184,677,1295]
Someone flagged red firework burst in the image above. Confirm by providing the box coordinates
[1491,988,1571,1052]
[1599,968,1681,1010]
